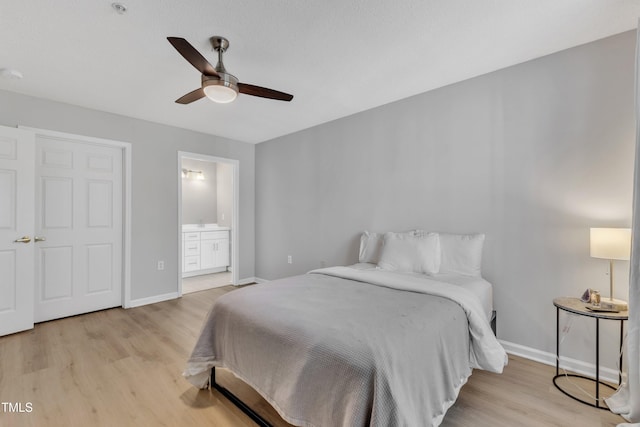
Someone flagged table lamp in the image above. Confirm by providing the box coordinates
[590,227,631,311]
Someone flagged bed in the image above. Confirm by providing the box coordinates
[184,231,508,427]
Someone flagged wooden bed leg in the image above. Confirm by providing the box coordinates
[210,367,273,427]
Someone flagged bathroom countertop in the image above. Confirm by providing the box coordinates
[182,224,230,232]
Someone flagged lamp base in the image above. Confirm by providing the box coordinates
[600,298,628,311]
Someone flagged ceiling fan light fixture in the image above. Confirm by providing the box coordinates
[204,84,237,103]
[203,74,238,104]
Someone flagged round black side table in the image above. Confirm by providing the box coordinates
[553,297,627,409]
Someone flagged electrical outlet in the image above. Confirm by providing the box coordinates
[157,261,165,271]
[287,255,292,264]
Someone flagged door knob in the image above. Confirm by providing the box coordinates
[13,236,31,243]
[34,236,46,242]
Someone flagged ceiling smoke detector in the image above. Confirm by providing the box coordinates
[111,3,127,14]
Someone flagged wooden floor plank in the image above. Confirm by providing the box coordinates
[0,285,628,426]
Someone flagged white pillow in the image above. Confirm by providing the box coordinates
[358,230,420,264]
[378,232,440,275]
[438,233,485,277]
[358,231,383,264]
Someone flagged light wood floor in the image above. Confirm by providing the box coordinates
[0,285,627,427]
[182,271,232,294]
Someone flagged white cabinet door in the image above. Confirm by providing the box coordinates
[200,239,216,270]
[200,230,229,270]
[0,126,35,336]
[34,133,123,323]
[216,238,229,267]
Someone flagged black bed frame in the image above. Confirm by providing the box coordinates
[210,367,273,427]
[490,309,497,335]
[210,310,498,427]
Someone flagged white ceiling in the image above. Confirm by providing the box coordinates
[0,1,639,144]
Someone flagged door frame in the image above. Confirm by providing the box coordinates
[177,151,239,292]
[19,126,133,308]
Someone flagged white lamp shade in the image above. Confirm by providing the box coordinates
[590,227,631,260]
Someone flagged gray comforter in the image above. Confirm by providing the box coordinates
[184,267,507,427]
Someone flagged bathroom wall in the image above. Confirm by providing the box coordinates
[182,158,218,225]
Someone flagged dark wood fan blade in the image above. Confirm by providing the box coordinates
[238,83,293,101]
[167,37,219,77]
[175,88,206,104]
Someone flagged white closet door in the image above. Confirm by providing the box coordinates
[0,126,35,336]
[34,133,123,322]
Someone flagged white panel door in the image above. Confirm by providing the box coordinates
[0,126,35,336]
[34,134,123,322]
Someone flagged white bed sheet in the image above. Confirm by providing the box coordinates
[349,263,494,321]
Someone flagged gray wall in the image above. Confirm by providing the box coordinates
[182,158,218,225]
[0,90,255,300]
[256,31,636,366]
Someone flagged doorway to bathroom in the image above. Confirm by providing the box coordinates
[178,152,239,294]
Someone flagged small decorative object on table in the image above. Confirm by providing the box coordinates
[580,288,592,303]
[591,290,601,307]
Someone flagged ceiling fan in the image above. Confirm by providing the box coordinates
[167,36,293,104]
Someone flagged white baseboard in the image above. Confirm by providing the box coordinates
[127,292,179,308]
[254,277,268,284]
[499,339,621,384]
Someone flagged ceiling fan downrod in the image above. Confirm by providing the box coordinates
[210,36,229,74]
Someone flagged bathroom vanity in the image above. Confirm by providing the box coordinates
[182,224,230,277]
